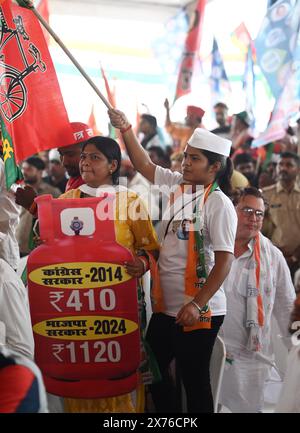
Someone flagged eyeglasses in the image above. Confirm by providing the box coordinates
[239,207,265,220]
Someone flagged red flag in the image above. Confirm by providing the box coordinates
[36,0,50,44]
[174,0,206,102]
[36,0,48,19]
[100,65,116,108]
[100,65,123,145]
[0,0,73,163]
[88,104,101,135]
[134,104,141,134]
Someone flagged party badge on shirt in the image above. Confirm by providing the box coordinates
[175,218,193,240]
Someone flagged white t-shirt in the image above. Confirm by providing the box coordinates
[0,258,34,359]
[155,166,237,317]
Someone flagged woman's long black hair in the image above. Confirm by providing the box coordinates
[82,136,121,185]
[201,149,233,197]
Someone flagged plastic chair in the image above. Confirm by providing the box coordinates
[271,316,288,378]
[210,335,226,413]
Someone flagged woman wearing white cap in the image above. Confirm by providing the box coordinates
[108,109,237,413]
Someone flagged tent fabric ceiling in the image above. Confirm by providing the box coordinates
[56,0,192,7]
[49,0,197,22]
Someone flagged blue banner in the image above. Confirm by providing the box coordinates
[255,0,300,100]
[243,45,256,128]
[210,37,230,102]
[152,8,189,78]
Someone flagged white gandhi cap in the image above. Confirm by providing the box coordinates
[187,128,232,157]
[49,148,61,162]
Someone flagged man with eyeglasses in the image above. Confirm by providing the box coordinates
[219,187,295,413]
[262,151,300,279]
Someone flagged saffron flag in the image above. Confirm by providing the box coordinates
[101,65,116,109]
[210,37,230,103]
[0,0,73,169]
[100,65,118,140]
[134,104,140,135]
[88,104,101,136]
[174,0,206,102]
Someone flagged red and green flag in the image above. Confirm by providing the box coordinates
[0,0,73,185]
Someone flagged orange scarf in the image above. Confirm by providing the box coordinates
[149,183,217,331]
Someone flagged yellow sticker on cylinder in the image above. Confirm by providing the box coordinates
[29,262,131,288]
[33,316,138,340]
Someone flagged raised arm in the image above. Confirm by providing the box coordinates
[108,109,156,184]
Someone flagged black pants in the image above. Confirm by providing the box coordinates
[146,313,224,413]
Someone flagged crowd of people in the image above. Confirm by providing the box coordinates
[0,99,300,413]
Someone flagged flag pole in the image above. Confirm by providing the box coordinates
[30,7,112,110]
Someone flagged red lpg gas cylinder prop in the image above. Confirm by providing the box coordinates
[27,193,140,398]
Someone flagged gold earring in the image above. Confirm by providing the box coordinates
[110,169,113,174]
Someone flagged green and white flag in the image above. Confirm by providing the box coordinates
[0,116,23,189]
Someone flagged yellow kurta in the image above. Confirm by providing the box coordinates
[59,187,159,413]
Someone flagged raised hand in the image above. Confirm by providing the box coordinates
[176,302,200,327]
[124,255,145,278]
[108,108,130,131]
[164,98,170,111]
[15,185,36,210]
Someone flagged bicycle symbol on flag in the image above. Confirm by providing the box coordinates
[0,9,46,122]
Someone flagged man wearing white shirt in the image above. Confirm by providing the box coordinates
[219,187,295,413]
[0,257,34,359]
